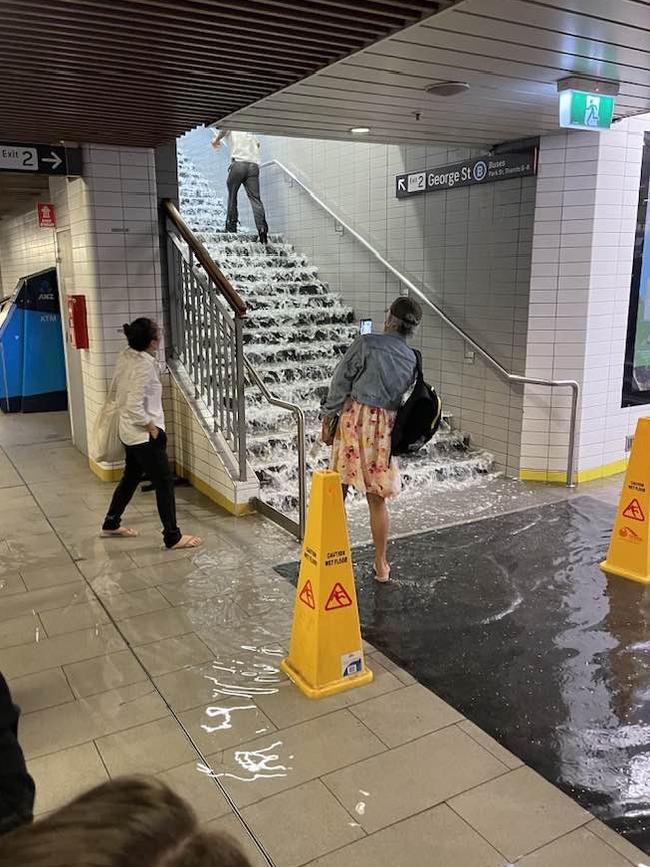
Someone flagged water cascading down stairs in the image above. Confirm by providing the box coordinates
[177,150,494,517]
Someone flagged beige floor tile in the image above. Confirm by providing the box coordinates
[0,581,91,623]
[95,716,196,776]
[206,709,386,808]
[203,814,269,867]
[0,623,126,679]
[0,572,28,596]
[120,607,197,645]
[0,613,43,649]
[127,546,199,568]
[20,563,84,591]
[134,633,215,676]
[587,818,648,864]
[91,570,155,597]
[9,668,75,714]
[365,649,417,685]
[153,662,219,712]
[254,660,402,730]
[518,827,635,866]
[20,681,167,759]
[75,551,139,580]
[448,767,592,862]
[349,684,463,748]
[179,701,277,755]
[458,720,524,770]
[39,601,110,637]
[158,760,231,822]
[310,803,505,867]
[101,587,171,620]
[242,779,364,867]
[29,742,109,816]
[323,726,507,834]
[64,650,147,698]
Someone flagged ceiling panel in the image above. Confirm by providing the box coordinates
[0,0,444,147]
[221,0,650,147]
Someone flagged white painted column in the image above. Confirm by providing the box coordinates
[521,116,648,483]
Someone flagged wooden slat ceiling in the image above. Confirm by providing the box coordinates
[0,0,445,147]
[220,0,650,147]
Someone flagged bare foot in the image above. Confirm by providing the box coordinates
[100,528,139,538]
[373,563,390,583]
[170,534,202,550]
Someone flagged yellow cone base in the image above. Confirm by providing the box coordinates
[600,559,650,585]
[281,658,373,700]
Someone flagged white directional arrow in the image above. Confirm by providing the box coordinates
[397,177,406,191]
[41,151,62,171]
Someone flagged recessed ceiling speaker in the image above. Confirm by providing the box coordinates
[425,81,470,97]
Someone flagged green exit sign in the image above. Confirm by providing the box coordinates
[559,89,615,130]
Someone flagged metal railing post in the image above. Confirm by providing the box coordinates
[235,317,247,482]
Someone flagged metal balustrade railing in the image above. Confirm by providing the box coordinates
[163,199,248,482]
[262,160,580,488]
[162,199,309,535]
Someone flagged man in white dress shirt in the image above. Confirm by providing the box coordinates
[212,129,269,244]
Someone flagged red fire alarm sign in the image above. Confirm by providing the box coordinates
[37,202,56,229]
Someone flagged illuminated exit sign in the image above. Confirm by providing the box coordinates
[557,77,618,132]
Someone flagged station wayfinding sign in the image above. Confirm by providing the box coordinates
[0,143,82,176]
[395,147,537,199]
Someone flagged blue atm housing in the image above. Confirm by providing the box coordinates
[0,267,67,413]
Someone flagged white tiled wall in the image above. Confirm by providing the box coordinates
[166,369,258,511]
[49,145,164,452]
[0,207,56,295]
[255,136,535,475]
[523,115,649,479]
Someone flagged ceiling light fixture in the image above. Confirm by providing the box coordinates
[350,127,370,134]
[425,81,470,97]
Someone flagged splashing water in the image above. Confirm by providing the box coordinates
[177,150,496,520]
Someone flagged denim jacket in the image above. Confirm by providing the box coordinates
[322,332,417,417]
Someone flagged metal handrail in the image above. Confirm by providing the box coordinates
[163,199,247,318]
[262,159,580,488]
[245,358,307,540]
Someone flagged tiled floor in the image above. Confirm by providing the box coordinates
[0,412,646,866]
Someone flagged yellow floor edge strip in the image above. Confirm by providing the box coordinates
[520,457,628,485]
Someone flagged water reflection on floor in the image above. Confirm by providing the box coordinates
[278,495,650,854]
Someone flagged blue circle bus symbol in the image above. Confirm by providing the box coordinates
[473,160,488,182]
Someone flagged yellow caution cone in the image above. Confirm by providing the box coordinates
[601,417,650,584]
[281,469,373,699]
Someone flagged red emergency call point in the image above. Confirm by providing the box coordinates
[37,202,56,229]
[67,295,89,349]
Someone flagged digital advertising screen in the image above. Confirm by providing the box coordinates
[623,132,650,406]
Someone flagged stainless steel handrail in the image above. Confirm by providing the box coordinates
[245,358,307,539]
[262,158,580,488]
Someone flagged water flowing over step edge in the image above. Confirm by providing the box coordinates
[176,149,497,509]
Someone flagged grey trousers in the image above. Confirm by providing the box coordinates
[226,160,268,236]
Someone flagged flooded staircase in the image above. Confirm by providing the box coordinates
[177,150,494,516]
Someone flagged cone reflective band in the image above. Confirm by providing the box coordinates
[281,470,373,699]
[601,418,650,584]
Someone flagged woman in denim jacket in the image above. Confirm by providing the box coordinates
[321,297,422,582]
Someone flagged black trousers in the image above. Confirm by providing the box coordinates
[226,160,268,236]
[102,430,182,548]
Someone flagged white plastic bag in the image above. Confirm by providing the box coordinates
[90,380,123,463]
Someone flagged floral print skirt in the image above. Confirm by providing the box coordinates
[330,399,401,499]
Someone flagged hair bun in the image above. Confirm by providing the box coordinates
[122,323,131,337]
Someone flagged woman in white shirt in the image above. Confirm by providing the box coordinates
[101,318,202,550]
